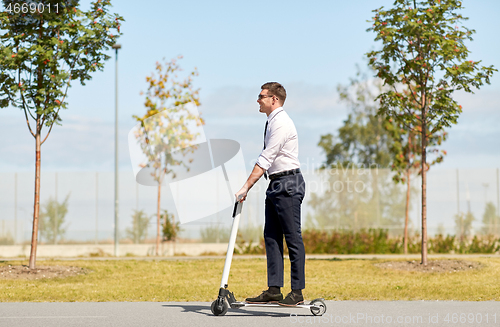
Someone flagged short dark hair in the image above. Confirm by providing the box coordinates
[261,82,286,106]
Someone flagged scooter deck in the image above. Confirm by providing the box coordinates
[231,301,320,310]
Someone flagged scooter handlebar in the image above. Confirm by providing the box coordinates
[232,200,243,218]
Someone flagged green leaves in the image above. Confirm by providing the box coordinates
[0,0,124,138]
[365,0,495,170]
[162,209,180,241]
[134,56,203,183]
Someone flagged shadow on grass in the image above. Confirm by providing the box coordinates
[162,303,309,317]
[307,257,375,262]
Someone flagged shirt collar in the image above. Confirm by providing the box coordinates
[267,107,284,122]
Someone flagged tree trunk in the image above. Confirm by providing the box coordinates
[354,211,358,233]
[421,104,428,266]
[172,199,176,255]
[460,214,464,243]
[156,181,161,256]
[404,167,411,255]
[403,132,413,254]
[54,174,58,245]
[29,121,41,269]
[371,171,381,229]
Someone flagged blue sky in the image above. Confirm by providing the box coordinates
[1,0,499,173]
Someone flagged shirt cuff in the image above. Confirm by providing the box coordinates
[256,155,271,172]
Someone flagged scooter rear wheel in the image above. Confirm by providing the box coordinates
[211,298,229,316]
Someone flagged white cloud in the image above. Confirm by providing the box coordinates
[453,88,499,114]
[200,82,347,119]
[1,83,499,172]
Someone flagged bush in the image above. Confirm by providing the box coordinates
[460,235,500,254]
[428,234,455,254]
[162,210,180,241]
[200,225,230,243]
[0,233,14,245]
[303,229,403,254]
[235,233,265,254]
[233,229,500,255]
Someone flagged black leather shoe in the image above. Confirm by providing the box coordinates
[245,290,283,304]
[279,291,304,306]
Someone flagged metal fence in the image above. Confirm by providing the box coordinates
[0,168,499,244]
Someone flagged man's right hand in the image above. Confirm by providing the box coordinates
[234,164,265,203]
[235,187,248,203]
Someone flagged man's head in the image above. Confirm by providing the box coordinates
[258,82,286,115]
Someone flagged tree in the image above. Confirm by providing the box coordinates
[366,0,496,264]
[317,73,389,227]
[385,94,446,253]
[126,209,150,244]
[312,69,406,232]
[133,56,202,256]
[0,0,123,268]
[455,211,474,242]
[318,67,392,169]
[162,209,180,242]
[39,193,69,244]
[481,202,499,236]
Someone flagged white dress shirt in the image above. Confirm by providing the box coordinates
[256,107,300,175]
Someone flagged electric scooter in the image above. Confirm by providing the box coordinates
[210,200,327,317]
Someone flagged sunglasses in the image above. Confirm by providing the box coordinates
[258,94,274,100]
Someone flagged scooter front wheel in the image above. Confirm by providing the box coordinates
[211,298,229,316]
[310,298,327,316]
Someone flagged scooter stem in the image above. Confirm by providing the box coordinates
[219,201,242,289]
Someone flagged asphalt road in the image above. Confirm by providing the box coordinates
[1,301,499,327]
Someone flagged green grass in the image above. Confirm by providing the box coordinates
[1,258,499,302]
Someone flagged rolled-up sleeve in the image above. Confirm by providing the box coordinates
[256,123,286,171]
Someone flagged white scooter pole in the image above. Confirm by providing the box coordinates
[219,200,242,289]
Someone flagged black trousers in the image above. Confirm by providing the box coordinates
[264,173,306,290]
